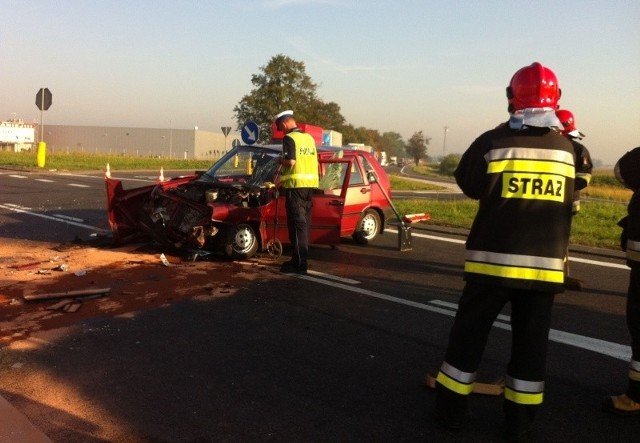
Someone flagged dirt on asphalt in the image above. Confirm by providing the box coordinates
[0,237,283,348]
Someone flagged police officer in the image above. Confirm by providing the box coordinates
[275,110,319,275]
[603,146,640,415]
[433,62,576,441]
[556,109,593,290]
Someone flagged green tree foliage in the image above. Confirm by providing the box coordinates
[379,132,405,158]
[405,130,430,164]
[438,153,461,175]
[233,54,345,143]
[339,124,382,148]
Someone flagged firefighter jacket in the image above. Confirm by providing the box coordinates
[280,130,319,189]
[571,139,593,213]
[615,147,640,267]
[454,124,576,292]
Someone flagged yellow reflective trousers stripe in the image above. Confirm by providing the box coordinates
[504,387,544,405]
[465,261,564,283]
[436,371,474,396]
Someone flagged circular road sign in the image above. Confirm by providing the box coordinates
[241,121,259,145]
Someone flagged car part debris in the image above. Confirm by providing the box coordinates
[23,287,111,302]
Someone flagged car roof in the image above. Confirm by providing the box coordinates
[241,144,373,156]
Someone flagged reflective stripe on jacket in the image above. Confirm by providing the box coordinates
[280,131,319,189]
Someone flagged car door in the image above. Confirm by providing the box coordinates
[269,158,350,246]
[309,158,351,244]
[338,153,372,237]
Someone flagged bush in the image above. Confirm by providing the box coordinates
[438,154,461,176]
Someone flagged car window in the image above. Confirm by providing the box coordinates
[360,154,376,175]
[319,162,347,190]
[348,159,364,185]
[202,148,279,186]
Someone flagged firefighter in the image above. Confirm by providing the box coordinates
[275,110,319,275]
[556,109,593,290]
[433,62,576,441]
[603,147,640,415]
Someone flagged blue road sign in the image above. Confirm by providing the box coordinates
[241,121,260,145]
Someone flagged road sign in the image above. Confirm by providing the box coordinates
[221,126,231,137]
[232,139,241,148]
[35,88,52,111]
[241,121,259,145]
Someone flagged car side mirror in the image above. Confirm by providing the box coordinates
[367,171,377,183]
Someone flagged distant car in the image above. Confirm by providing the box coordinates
[105,144,394,259]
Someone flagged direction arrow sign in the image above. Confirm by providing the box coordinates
[241,121,259,145]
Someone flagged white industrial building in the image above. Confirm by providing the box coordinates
[40,125,238,160]
[0,119,36,152]
[1,120,343,159]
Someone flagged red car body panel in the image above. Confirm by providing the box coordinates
[105,145,392,259]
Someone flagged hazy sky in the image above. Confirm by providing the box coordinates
[2,0,639,165]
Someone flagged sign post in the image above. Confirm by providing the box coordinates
[221,126,231,152]
[35,88,52,168]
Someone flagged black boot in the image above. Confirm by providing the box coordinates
[433,382,470,430]
[503,400,537,442]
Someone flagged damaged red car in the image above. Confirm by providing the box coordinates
[105,145,394,260]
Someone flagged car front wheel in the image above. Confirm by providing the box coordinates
[352,209,381,245]
[224,223,259,259]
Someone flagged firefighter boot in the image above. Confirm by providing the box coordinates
[433,382,470,430]
[602,394,640,416]
[503,400,537,442]
[563,276,584,291]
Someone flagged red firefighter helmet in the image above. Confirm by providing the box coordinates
[556,108,585,138]
[556,109,576,134]
[506,62,561,112]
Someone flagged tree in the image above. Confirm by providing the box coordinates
[233,54,345,143]
[379,132,405,158]
[405,130,430,164]
[438,153,461,175]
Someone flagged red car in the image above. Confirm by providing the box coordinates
[105,144,394,259]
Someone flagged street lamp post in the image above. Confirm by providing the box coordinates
[442,126,449,158]
[169,120,173,159]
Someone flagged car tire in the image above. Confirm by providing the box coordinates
[224,223,259,259]
[352,209,381,245]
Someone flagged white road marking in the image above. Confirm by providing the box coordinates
[35,179,54,183]
[68,183,91,188]
[296,273,632,362]
[0,203,109,233]
[388,228,629,270]
[8,175,27,179]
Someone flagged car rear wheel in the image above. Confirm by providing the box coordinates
[352,209,381,244]
[224,223,259,259]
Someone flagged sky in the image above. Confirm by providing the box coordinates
[1,0,639,165]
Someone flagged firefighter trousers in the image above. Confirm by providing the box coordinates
[626,266,640,402]
[435,281,556,433]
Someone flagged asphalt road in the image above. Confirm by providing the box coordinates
[0,168,639,442]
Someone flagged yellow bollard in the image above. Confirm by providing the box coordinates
[36,141,46,168]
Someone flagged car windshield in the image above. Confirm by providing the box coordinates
[201,146,281,187]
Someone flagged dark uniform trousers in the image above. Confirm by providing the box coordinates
[436,282,555,431]
[627,266,640,402]
[284,188,313,270]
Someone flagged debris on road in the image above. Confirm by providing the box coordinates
[23,287,111,302]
